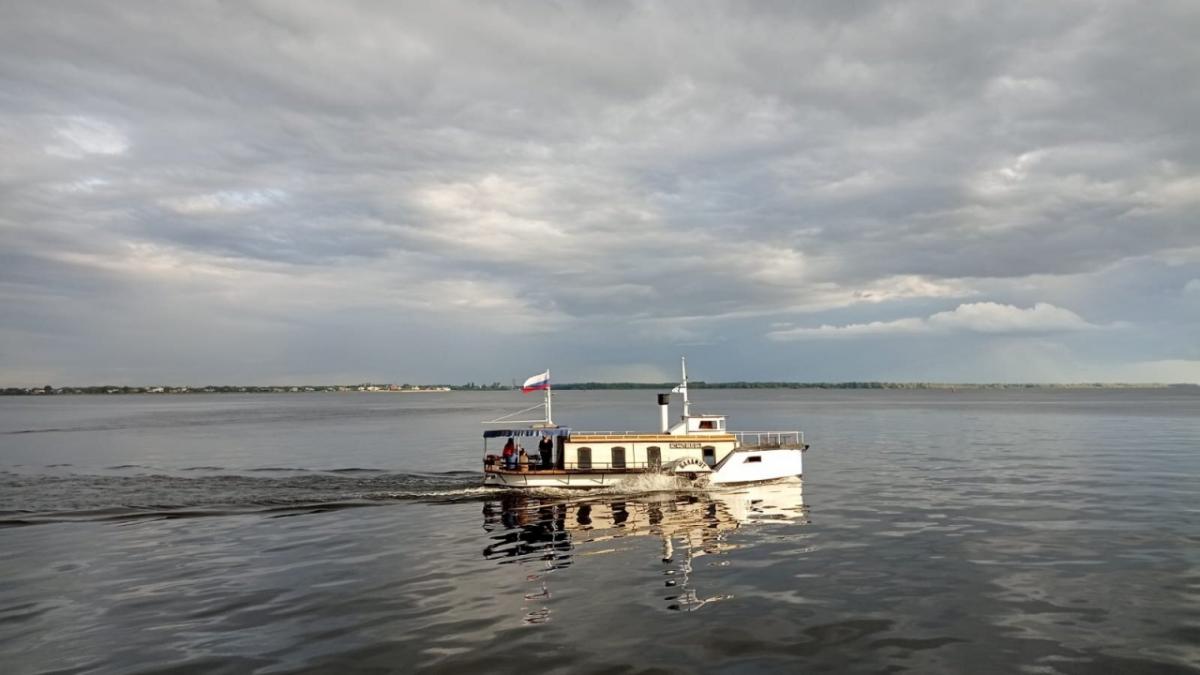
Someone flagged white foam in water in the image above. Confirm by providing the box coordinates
[383,486,497,500]
[522,472,695,499]
[608,472,691,494]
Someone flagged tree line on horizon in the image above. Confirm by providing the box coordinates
[4,381,1193,395]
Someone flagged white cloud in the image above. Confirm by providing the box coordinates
[160,189,287,215]
[2,3,1198,383]
[767,302,1103,341]
[52,177,109,193]
[926,302,1099,333]
[406,174,566,254]
[852,275,977,303]
[44,116,128,158]
[1134,174,1200,212]
[768,317,923,340]
[968,150,1045,198]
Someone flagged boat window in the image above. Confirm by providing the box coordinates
[611,446,626,469]
[702,446,717,467]
[717,420,725,430]
[744,455,762,463]
[698,420,715,430]
[577,447,592,469]
[646,446,662,468]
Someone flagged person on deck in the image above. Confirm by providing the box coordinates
[503,437,516,469]
[538,435,554,470]
[517,448,530,472]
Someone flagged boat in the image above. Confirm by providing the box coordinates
[481,358,808,489]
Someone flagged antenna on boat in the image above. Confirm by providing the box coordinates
[680,356,690,418]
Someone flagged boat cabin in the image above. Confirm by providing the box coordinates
[670,413,727,434]
[483,414,741,475]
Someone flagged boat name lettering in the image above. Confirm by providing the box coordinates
[669,442,702,449]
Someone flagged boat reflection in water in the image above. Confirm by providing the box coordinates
[481,479,807,622]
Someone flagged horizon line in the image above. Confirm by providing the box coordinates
[3,381,1198,393]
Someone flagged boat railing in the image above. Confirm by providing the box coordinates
[570,430,673,436]
[567,431,733,440]
[732,431,805,449]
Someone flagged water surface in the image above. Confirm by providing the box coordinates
[2,389,1198,673]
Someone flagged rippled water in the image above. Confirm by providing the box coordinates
[2,389,1198,673]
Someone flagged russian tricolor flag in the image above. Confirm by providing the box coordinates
[522,370,550,393]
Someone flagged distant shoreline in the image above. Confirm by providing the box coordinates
[3,382,1195,395]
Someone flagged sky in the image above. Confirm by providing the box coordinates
[1,1,1198,385]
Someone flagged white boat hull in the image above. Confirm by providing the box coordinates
[483,447,803,490]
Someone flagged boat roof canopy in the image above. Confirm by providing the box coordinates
[483,428,571,439]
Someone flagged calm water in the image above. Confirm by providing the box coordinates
[1,389,1198,674]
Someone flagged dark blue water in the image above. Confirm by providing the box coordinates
[2,389,1198,673]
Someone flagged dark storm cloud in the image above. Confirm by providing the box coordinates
[1,1,1198,384]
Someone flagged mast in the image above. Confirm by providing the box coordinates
[681,356,690,418]
[545,368,553,426]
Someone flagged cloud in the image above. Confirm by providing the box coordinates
[52,177,109,193]
[0,2,1197,383]
[767,302,1104,341]
[852,276,978,303]
[44,116,128,158]
[160,189,287,215]
[570,363,675,383]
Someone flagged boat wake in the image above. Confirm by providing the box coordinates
[0,471,490,526]
[0,469,793,527]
